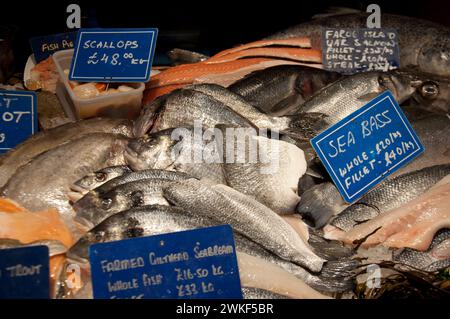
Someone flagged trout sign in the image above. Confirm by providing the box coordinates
[0,91,37,154]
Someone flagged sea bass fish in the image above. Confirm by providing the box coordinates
[229,65,341,116]
[163,179,325,272]
[393,229,450,272]
[73,175,191,229]
[340,174,450,251]
[0,118,133,188]
[267,12,450,77]
[1,133,129,233]
[324,165,450,238]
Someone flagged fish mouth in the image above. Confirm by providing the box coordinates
[68,190,86,204]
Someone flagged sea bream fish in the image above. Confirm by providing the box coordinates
[163,179,325,272]
[228,65,341,116]
[1,133,130,233]
[70,166,133,199]
[126,128,227,184]
[0,118,133,188]
[68,205,351,293]
[266,12,450,77]
[73,173,192,229]
[324,164,450,239]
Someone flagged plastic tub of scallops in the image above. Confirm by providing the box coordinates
[53,49,145,120]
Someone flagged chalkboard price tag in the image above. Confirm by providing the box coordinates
[311,91,424,203]
[69,28,158,82]
[0,90,37,154]
[322,28,400,74]
[30,32,77,63]
[89,225,243,299]
[0,246,50,299]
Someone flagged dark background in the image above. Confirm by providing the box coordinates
[2,0,450,71]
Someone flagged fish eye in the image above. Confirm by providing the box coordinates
[95,172,107,182]
[101,197,113,210]
[94,231,105,241]
[420,81,439,98]
[130,191,144,206]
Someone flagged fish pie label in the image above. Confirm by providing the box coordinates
[69,28,158,82]
[89,225,243,299]
[29,32,77,63]
[311,91,424,203]
[0,246,50,299]
[322,28,400,74]
[0,90,37,154]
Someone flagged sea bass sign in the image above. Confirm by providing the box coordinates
[89,225,243,299]
[69,28,158,82]
[311,91,424,203]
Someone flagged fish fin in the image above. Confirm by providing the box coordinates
[312,7,363,19]
[308,230,355,260]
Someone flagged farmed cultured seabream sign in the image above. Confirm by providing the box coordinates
[69,28,158,82]
[89,225,243,299]
[311,90,424,203]
[0,91,37,154]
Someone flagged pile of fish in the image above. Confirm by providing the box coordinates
[1,9,450,299]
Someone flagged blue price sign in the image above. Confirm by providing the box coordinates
[30,32,77,63]
[311,91,424,203]
[0,91,37,154]
[89,225,243,299]
[0,246,50,299]
[69,28,158,82]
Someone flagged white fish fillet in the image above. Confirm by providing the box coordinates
[237,252,330,299]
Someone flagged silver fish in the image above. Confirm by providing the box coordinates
[73,177,189,229]
[329,164,450,233]
[163,179,325,272]
[299,70,421,128]
[393,229,450,272]
[126,128,227,184]
[70,166,132,199]
[267,12,450,77]
[242,287,289,299]
[228,65,341,116]
[1,133,129,233]
[0,118,133,188]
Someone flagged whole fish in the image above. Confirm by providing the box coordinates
[126,128,227,184]
[0,118,133,188]
[163,179,325,272]
[1,133,129,232]
[299,70,423,128]
[267,12,450,77]
[68,205,348,294]
[393,229,450,272]
[325,165,450,237]
[70,166,133,200]
[216,124,307,213]
[73,177,189,229]
[134,85,324,140]
[228,65,341,116]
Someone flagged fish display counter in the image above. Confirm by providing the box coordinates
[0,0,449,302]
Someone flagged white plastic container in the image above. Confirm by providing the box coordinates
[53,49,145,120]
